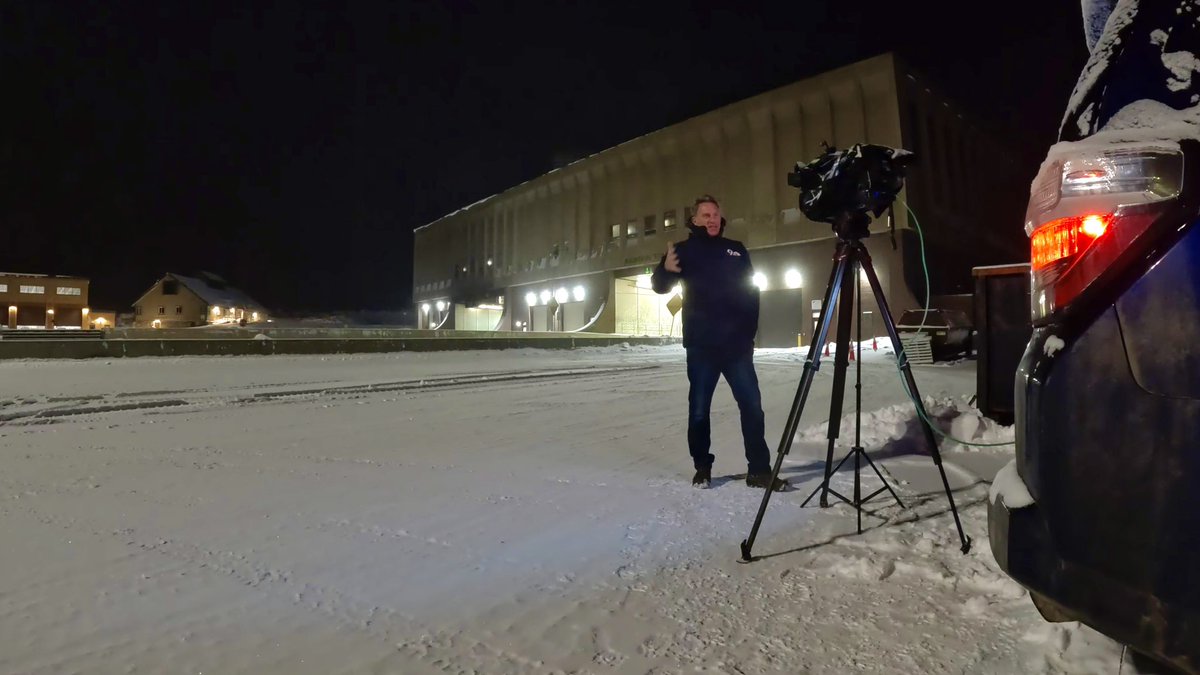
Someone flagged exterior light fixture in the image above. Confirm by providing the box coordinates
[525,292,538,306]
[46,308,54,315]
[421,303,431,313]
[212,306,221,315]
[7,306,15,312]
[554,288,569,304]
[784,269,803,289]
[540,290,552,304]
[82,307,90,316]
[572,285,586,302]
[436,300,446,312]
[486,258,493,266]
[752,272,769,291]
[251,312,259,321]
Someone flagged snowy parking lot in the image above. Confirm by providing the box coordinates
[0,345,1130,674]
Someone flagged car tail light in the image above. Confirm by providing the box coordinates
[1025,144,1184,321]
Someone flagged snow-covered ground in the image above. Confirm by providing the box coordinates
[0,345,1133,674]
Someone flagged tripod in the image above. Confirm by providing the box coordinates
[739,226,971,561]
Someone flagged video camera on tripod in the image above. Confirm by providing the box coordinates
[787,143,915,240]
[740,141,971,562]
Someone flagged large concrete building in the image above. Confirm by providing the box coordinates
[413,53,1026,346]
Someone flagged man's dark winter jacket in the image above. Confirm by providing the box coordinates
[651,219,760,353]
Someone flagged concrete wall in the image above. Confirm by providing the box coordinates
[0,332,677,360]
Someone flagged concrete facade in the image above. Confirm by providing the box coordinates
[0,272,90,329]
[413,53,1027,346]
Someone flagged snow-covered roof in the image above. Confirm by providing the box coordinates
[137,273,267,311]
[171,273,266,311]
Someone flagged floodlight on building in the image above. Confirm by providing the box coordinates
[554,287,569,304]
[436,300,446,312]
[7,306,15,313]
[525,292,538,306]
[540,290,552,304]
[784,269,803,289]
[421,303,431,313]
[572,285,586,302]
[462,266,468,273]
[152,320,162,328]
[82,307,90,316]
[212,306,221,315]
[46,309,54,315]
[486,258,493,267]
[752,272,769,291]
[94,317,108,327]
[251,312,259,321]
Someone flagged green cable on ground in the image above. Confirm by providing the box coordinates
[892,200,1014,449]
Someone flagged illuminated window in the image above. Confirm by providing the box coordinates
[643,214,656,236]
[626,219,638,238]
[664,210,677,230]
[611,224,621,240]
[56,287,81,296]
[19,285,44,294]
[0,284,7,293]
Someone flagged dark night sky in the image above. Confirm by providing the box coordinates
[1,1,1088,314]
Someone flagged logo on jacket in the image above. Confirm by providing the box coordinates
[726,249,742,257]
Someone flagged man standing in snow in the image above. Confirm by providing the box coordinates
[651,195,787,491]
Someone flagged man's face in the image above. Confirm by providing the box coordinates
[693,202,721,236]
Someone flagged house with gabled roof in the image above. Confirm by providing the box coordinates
[131,272,269,328]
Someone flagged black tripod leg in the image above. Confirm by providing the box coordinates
[816,259,857,508]
[858,246,972,553]
[741,245,849,561]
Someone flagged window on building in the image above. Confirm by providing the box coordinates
[175,306,183,315]
[56,287,81,296]
[664,210,677,230]
[611,223,621,240]
[162,280,178,295]
[20,285,44,294]
[135,306,143,316]
[158,306,165,315]
[0,284,7,293]
[643,214,656,236]
[626,219,638,238]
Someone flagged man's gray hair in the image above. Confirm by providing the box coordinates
[693,194,720,209]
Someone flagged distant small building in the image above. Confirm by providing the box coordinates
[0,272,90,329]
[87,311,118,330]
[132,272,269,328]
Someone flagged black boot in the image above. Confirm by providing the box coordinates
[746,472,789,491]
[692,467,712,489]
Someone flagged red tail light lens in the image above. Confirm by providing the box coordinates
[1031,210,1160,318]
[1031,214,1112,270]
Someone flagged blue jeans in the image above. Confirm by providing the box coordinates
[686,348,772,474]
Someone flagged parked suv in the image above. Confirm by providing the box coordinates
[988,2,1200,673]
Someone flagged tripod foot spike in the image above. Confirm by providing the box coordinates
[739,540,755,562]
[961,536,972,555]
